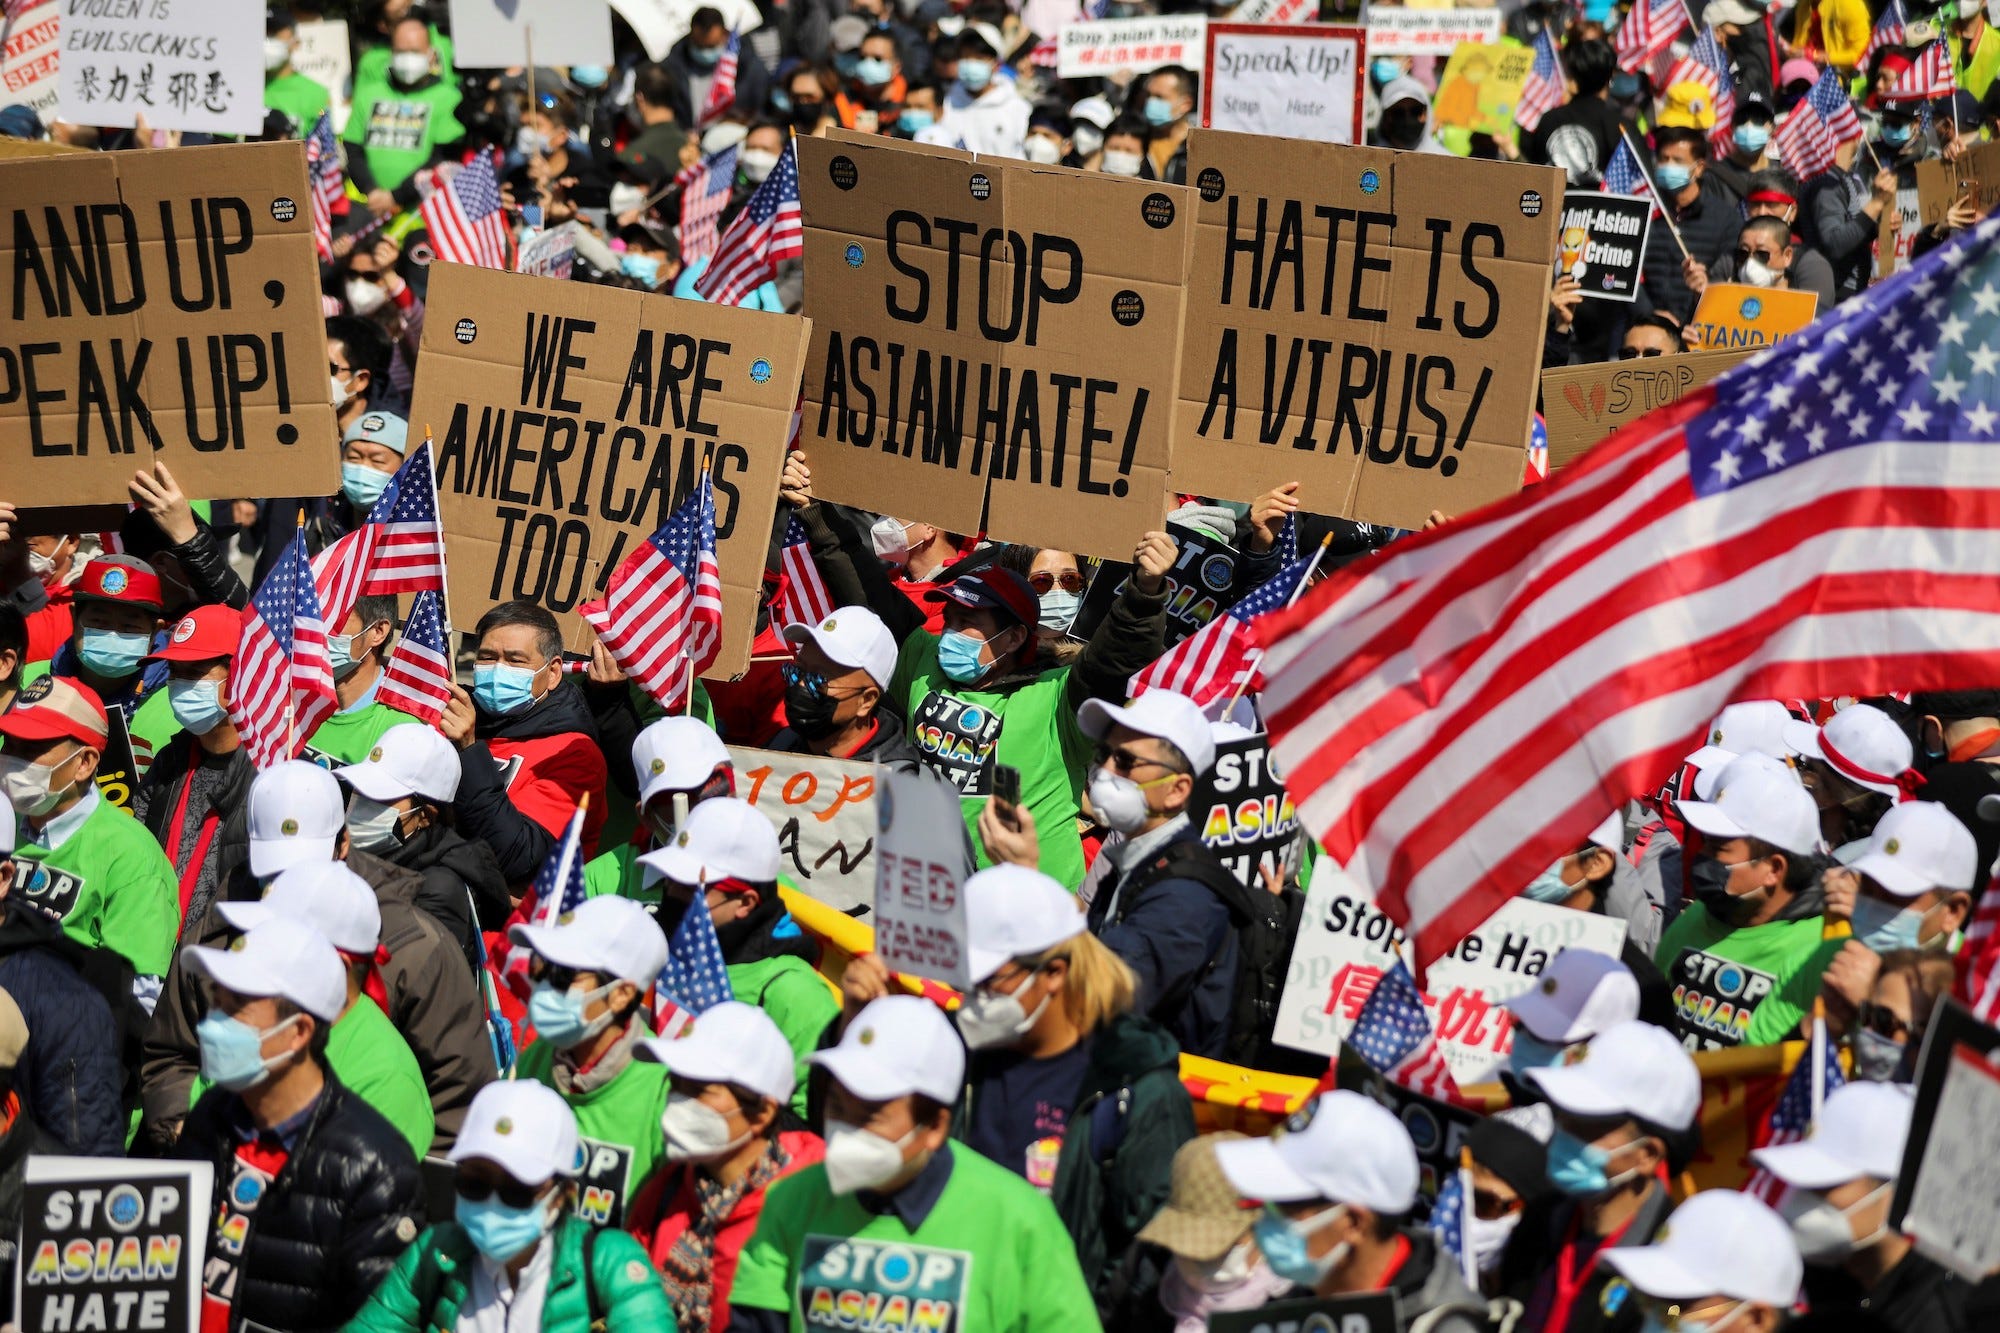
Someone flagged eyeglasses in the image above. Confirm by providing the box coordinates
[1092,743,1181,777]
[455,1169,543,1209]
[1027,570,1085,594]
[1616,346,1666,359]
[1857,1002,1910,1043]
[1735,248,1779,265]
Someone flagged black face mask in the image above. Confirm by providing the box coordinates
[783,673,843,739]
[1382,114,1425,149]
[791,100,826,128]
[1691,854,1764,926]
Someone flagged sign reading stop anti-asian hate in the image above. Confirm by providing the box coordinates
[1203,24,1365,146]
[1175,133,1562,530]
[407,263,808,678]
[797,133,1192,561]
[59,0,263,136]
[1555,191,1653,303]
[16,1156,212,1333]
[0,142,339,508]
[874,765,975,990]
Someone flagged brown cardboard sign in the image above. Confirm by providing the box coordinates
[1541,348,1754,469]
[407,263,809,679]
[1916,141,2000,228]
[796,133,1192,559]
[1176,131,1562,530]
[0,142,338,506]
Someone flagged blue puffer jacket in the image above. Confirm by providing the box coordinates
[0,898,125,1154]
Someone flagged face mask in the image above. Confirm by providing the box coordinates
[28,548,56,580]
[342,462,392,510]
[609,183,647,216]
[955,971,1052,1049]
[1545,1127,1623,1196]
[1851,894,1931,953]
[1101,149,1144,177]
[689,44,724,67]
[772,90,793,115]
[1022,135,1064,165]
[1523,859,1575,904]
[456,1191,558,1264]
[1088,767,1169,834]
[621,253,662,286]
[346,793,405,853]
[1144,96,1180,127]
[1037,588,1079,632]
[330,373,355,410]
[822,1119,920,1195]
[956,58,994,92]
[1691,855,1766,927]
[472,662,544,715]
[1382,114,1426,149]
[570,64,608,89]
[1733,124,1771,154]
[871,516,912,563]
[1507,1029,1567,1078]
[1654,161,1693,192]
[345,278,389,316]
[196,1009,303,1092]
[791,100,826,127]
[264,38,292,73]
[1073,124,1104,157]
[527,979,617,1050]
[783,674,845,741]
[1464,1202,1522,1274]
[937,629,996,683]
[1174,1239,1258,1293]
[1782,1181,1892,1264]
[1881,123,1914,147]
[1642,1303,1749,1333]
[390,51,432,86]
[1740,256,1782,288]
[661,1091,751,1161]
[79,627,152,678]
[1371,58,1401,86]
[898,108,934,134]
[0,749,79,819]
[740,147,780,184]
[1852,1026,1908,1082]
[168,678,227,735]
[1252,1203,1349,1289]
[856,56,895,86]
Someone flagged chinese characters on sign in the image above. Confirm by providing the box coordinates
[59,0,264,136]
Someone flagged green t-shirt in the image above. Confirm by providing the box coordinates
[265,72,331,137]
[304,698,414,769]
[730,1144,1102,1332]
[11,790,178,977]
[584,841,656,905]
[516,1037,670,1230]
[889,633,1093,889]
[728,955,838,1117]
[127,689,179,780]
[341,70,463,193]
[1654,905,1844,1050]
[353,27,455,88]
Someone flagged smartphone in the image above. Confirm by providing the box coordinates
[993,764,1022,821]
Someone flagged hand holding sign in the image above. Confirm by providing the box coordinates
[1133,530,1179,595]
[1247,481,1302,553]
[128,462,199,546]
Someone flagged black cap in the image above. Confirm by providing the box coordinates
[1467,1113,1554,1207]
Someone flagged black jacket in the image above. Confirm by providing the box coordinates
[662,36,770,128]
[0,1108,49,1323]
[1501,1179,1676,1333]
[134,738,256,933]
[766,706,925,774]
[174,1074,424,1333]
[369,820,508,965]
[456,679,603,883]
[1087,826,1241,1062]
[0,900,126,1155]
[1804,1249,1975,1332]
[1522,95,1624,187]
[120,511,249,610]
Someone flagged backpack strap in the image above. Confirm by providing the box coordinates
[1117,843,1251,1022]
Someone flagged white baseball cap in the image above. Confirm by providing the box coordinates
[1784,703,1917,801]
[1750,1081,1914,1189]
[187,917,348,1022]
[1601,1189,1803,1310]
[631,716,733,808]
[782,606,899,693]
[0,795,13,857]
[638,999,797,1105]
[638,797,782,887]
[337,722,462,805]
[1504,950,1641,1045]
[219,861,382,957]
[1849,799,1978,898]
[448,1080,582,1186]
[1078,689,1217,778]
[1525,1018,1701,1131]
[508,895,669,987]
[1677,754,1823,857]
[963,865,1085,984]
[1685,701,1796,799]
[1070,94,1116,130]
[1588,812,1625,853]
[1214,1090,1419,1214]
[809,994,965,1105]
[247,760,346,876]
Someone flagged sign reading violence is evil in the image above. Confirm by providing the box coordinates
[1174,132,1562,529]
[0,142,339,507]
[407,262,808,678]
[59,0,263,136]
[796,132,1192,561]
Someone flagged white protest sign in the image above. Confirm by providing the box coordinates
[609,0,764,62]
[729,746,879,914]
[1905,1044,2000,1281]
[3,0,61,125]
[1274,870,1628,1085]
[873,766,974,990]
[1229,0,1318,23]
[1366,8,1503,57]
[448,0,614,69]
[1057,15,1209,79]
[291,19,352,134]
[1202,23,1365,145]
[59,0,262,135]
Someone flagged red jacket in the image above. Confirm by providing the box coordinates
[704,621,790,747]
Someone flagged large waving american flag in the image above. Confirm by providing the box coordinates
[580,472,723,711]
[420,153,512,270]
[1255,217,2000,974]
[695,140,801,306]
[676,143,740,262]
[1129,542,1321,709]
[306,111,343,261]
[1614,0,1689,74]
[1886,38,1955,101]
[231,529,338,768]
[378,589,455,726]
[698,31,740,130]
[310,440,446,635]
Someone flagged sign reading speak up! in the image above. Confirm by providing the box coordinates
[797,133,1192,560]
[408,263,808,678]
[1176,132,1562,528]
[0,142,339,507]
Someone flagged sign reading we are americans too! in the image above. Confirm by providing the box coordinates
[797,133,1193,561]
[1174,133,1562,530]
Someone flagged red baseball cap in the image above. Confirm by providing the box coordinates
[148,603,239,664]
[74,555,165,612]
[0,676,109,749]
[922,566,1040,630]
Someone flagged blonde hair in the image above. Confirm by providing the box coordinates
[1021,931,1137,1035]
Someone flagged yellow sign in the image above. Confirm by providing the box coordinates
[1434,39,1533,140]
[1685,283,1820,351]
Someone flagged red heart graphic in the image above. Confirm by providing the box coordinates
[1562,384,1589,419]
[1590,383,1607,417]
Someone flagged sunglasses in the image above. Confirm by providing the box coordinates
[1616,346,1667,359]
[1092,743,1180,777]
[781,663,825,693]
[1735,248,1779,265]
[1471,1186,1525,1221]
[1857,1001,1910,1043]
[529,960,591,992]
[1027,570,1085,594]
[456,1169,542,1209]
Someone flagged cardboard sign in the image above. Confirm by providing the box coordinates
[873,765,975,989]
[1192,732,1304,895]
[1915,141,2000,227]
[1176,132,1561,529]
[1903,1043,2000,1281]
[1203,24,1365,146]
[1067,523,1237,647]
[1057,16,1208,79]
[407,262,809,677]
[0,143,340,507]
[609,0,763,62]
[447,0,615,69]
[59,0,262,136]
[15,1156,212,1333]
[1274,869,1627,1084]
[1540,348,1753,468]
[1367,8,1504,57]
[1875,183,1920,281]
[1555,191,1653,303]
[2,0,61,126]
[1211,1292,1401,1333]
[290,19,352,135]
[797,133,1192,561]
[1433,40,1533,141]
[729,745,878,914]
[1685,283,1819,351]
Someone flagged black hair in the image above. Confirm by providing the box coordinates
[1741,215,1792,251]
[633,62,680,111]
[1746,166,1802,199]
[1148,64,1199,104]
[327,315,393,393]
[1653,125,1711,159]
[1567,38,1616,98]
[910,1094,952,1128]
[474,601,563,662]
[352,595,400,662]
[275,998,337,1064]
[0,605,25,689]
[690,6,726,36]
[1626,312,1690,351]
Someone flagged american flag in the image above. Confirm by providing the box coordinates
[1129,544,1319,709]
[1428,1168,1480,1289]
[230,529,338,769]
[1614,0,1689,74]
[1603,138,1647,196]
[675,143,739,262]
[1278,510,1299,563]
[1774,69,1862,180]
[1859,0,1907,71]
[695,140,801,306]
[505,803,590,999]
[1959,864,2000,1023]
[1345,957,1464,1104]
[420,153,512,270]
[652,889,735,1036]
[1744,1027,1845,1203]
[1252,215,2000,974]
[379,590,455,726]
[579,472,724,711]
[1664,26,1736,153]
[698,31,740,130]
[1517,28,1566,133]
[310,441,447,635]
[305,112,342,262]
[1886,38,1955,101]
[772,513,835,633]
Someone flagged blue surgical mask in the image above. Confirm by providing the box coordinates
[1523,860,1575,903]
[898,108,934,134]
[196,1009,302,1092]
[1144,95,1178,127]
[772,90,793,115]
[1881,122,1914,147]
[1507,1029,1567,1078]
[1654,161,1693,192]
[456,1192,558,1264]
[1610,72,1641,100]
[689,43,724,68]
[1545,1127,1614,1196]
[1038,589,1080,633]
[856,56,895,87]
[78,627,152,678]
[342,462,391,510]
[1733,123,1770,154]
[1852,1026,1908,1082]
[1372,58,1401,87]
[1850,894,1930,954]
[168,678,227,735]
[326,627,366,680]
[957,58,993,92]
[1252,1204,1349,1288]
[570,64,608,89]
[937,629,992,683]
[528,979,616,1049]
[621,253,662,285]
[472,663,544,716]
